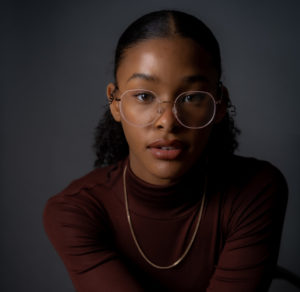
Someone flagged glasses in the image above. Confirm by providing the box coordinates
[113,88,221,129]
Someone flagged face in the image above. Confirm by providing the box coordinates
[108,37,226,185]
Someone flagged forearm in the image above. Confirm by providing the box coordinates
[43,197,146,292]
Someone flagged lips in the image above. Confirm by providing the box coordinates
[147,139,186,160]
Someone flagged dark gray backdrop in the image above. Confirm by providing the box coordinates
[1,0,299,291]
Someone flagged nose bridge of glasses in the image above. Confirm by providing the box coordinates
[157,99,175,115]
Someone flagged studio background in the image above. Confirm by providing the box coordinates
[1,0,299,291]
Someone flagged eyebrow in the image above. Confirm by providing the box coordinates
[127,73,159,83]
[182,74,208,84]
[126,73,209,84]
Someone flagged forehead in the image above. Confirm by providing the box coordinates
[116,37,218,89]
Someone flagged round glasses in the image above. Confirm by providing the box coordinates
[114,89,221,129]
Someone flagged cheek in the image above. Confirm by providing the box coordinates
[121,122,145,151]
[190,127,213,152]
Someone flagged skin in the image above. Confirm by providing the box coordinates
[107,37,227,185]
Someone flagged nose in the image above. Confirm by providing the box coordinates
[153,101,179,131]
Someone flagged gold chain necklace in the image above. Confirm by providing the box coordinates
[123,165,207,270]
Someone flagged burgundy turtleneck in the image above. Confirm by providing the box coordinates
[43,155,288,292]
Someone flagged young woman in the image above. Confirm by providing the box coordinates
[43,10,288,292]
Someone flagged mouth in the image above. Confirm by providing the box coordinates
[147,139,186,160]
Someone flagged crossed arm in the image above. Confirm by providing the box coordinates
[43,172,287,292]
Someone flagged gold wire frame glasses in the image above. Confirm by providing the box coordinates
[112,87,222,129]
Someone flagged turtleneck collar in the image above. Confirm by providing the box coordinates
[119,157,207,220]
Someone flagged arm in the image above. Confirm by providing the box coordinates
[207,165,288,292]
[43,193,145,292]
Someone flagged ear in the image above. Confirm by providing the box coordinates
[214,84,229,124]
[106,82,121,122]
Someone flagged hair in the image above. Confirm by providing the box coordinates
[94,10,240,167]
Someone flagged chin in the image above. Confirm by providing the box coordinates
[149,159,191,183]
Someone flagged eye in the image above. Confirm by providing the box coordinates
[132,91,156,103]
[181,92,207,104]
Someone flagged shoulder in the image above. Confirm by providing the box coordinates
[211,154,288,221]
[215,155,288,231]
[48,159,125,201]
[43,159,126,229]
[57,160,125,196]
[215,154,288,191]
